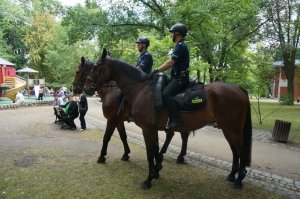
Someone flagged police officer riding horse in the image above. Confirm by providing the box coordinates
[152,23,190,129]
[135,37,153,74]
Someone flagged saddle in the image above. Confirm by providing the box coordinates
[154,72,207,112]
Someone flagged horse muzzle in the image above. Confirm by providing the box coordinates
[73,85,83,94]
[84,87,96,96]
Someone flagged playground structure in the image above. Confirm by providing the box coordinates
[0,57,45,101]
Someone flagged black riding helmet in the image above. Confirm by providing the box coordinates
[169,23,188,37]
[135,37,150,47]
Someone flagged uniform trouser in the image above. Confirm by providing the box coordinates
[79,110,87,129]
[162,77,189,121]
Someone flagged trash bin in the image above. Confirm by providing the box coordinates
[272,120,291,143]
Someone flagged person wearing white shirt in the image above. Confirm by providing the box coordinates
[53,93,64,122]
[14,91,25,104]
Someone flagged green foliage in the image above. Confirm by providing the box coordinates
[261,0,300,102]
[0,0,27,66]
[45,28,99,88]
[62,4,108,44]
[23,11,56,79]
[173,0,261,82]
[279,93,294,105]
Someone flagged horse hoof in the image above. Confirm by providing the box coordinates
[97,156,106,164]
[226,174,236,183]
[121,154,130,161]
[176,157,185,164]
[141,181,152,189]
[233,181,243,189]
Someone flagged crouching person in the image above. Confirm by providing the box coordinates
[59,93,79,130]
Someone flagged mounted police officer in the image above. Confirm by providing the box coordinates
[151,23,189,129]
[135,37,153,74]
[127,37,154,122]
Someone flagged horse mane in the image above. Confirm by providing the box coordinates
[110,58,150,82]
[84,60,95,70]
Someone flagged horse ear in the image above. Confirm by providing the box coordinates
[101,48,107,61]
[81,56,85,64]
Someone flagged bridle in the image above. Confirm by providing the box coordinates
[75,62,94,91]
[86,58,118,90]
[86,57,154,89]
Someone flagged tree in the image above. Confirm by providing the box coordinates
[23,11,56,79]
[261,0,300,104]
[174,0,264,82]
[0,0,27,66]
[62,3,108,44]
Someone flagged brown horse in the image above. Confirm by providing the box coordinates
[73,57,189,163]
[84,49,252,189]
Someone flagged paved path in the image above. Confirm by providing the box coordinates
[85,98,300,199]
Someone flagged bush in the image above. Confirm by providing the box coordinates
[279,93,294,105]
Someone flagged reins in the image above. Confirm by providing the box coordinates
[87,57,155,89]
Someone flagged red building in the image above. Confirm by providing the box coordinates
[272,60,300,101]
[0,57,17,97]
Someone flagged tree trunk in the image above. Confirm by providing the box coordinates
[282,55,295,105]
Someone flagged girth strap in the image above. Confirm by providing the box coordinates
[117,96,126,115]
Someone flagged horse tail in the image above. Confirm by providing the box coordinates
[240,87,252,167]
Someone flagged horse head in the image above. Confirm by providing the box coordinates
[84,48,113,95]
[72,56,95,94]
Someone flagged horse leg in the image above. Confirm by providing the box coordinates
[142,128,159,189]
[116,122,131,161]
[222,130,240,183]
[234,103,252,188]
[234,157,247,189]
[234,143,251,188]
[176,132,189,164]
[224,130,247,188]
[226,144,239,183]
[159,130,174,155]
[97,119,116,164]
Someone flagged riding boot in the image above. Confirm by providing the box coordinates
[166,101,182,130]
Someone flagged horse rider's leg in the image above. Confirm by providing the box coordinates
[142,128,159,189]
[97,119,117,164]
[177,132,189,164]
[222,129,240,183]
[116,122,131,161]
[159,130,175,155]
[162,79,183,129]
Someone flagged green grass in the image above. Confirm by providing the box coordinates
[250,101,300,141]
[0,131,284,199]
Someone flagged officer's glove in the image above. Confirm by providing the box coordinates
[150,68,159,78]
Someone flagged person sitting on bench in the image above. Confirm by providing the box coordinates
[59,93,79,130]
